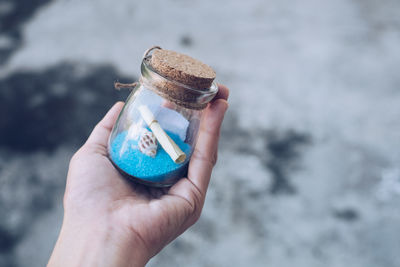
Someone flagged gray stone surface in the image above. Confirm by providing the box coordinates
[1,0,400,266]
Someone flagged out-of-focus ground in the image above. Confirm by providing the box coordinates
[1,0,400,266]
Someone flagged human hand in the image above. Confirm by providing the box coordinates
[47,85,229,267]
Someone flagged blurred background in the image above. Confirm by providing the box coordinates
[1,0,400,266]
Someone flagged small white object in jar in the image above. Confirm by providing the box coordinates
[138,128,158,157]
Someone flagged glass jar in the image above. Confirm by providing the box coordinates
[108,47,218,187]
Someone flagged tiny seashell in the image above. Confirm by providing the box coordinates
[138,129,158,157]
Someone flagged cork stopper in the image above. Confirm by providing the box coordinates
[140,46,218,110]
[150,49,216,90]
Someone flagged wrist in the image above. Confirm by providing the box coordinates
[48,213,149,267]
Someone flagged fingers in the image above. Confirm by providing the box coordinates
[187,94,229,197]
[85,102,124,148]
[164,84,229,230]
[187,84,229,194]
[189,98,228,190]
[215,83,229,101]
[163,178,203,232]
[166,96,228,233]
[165,84,229,227]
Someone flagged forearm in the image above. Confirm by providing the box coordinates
[48,214,148,267]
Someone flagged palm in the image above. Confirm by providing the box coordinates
[67,147,195,255]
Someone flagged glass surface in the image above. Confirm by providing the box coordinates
[108,84,202,187]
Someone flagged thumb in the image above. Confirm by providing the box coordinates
[85,102,124,148]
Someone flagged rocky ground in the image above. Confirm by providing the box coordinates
[1,0,400,266]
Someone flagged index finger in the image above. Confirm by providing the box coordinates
[187,84,229,195]
[215,83,229,100]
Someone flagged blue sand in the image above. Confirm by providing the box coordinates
[110,130,191,182]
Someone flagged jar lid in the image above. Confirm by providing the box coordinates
[150,49,216,90]
[140,47,218,110]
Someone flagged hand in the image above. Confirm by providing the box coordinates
[47,85,229,267]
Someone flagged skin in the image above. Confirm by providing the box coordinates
[47,85,229,267]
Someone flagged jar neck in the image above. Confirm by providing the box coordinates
[140,57,218,110]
